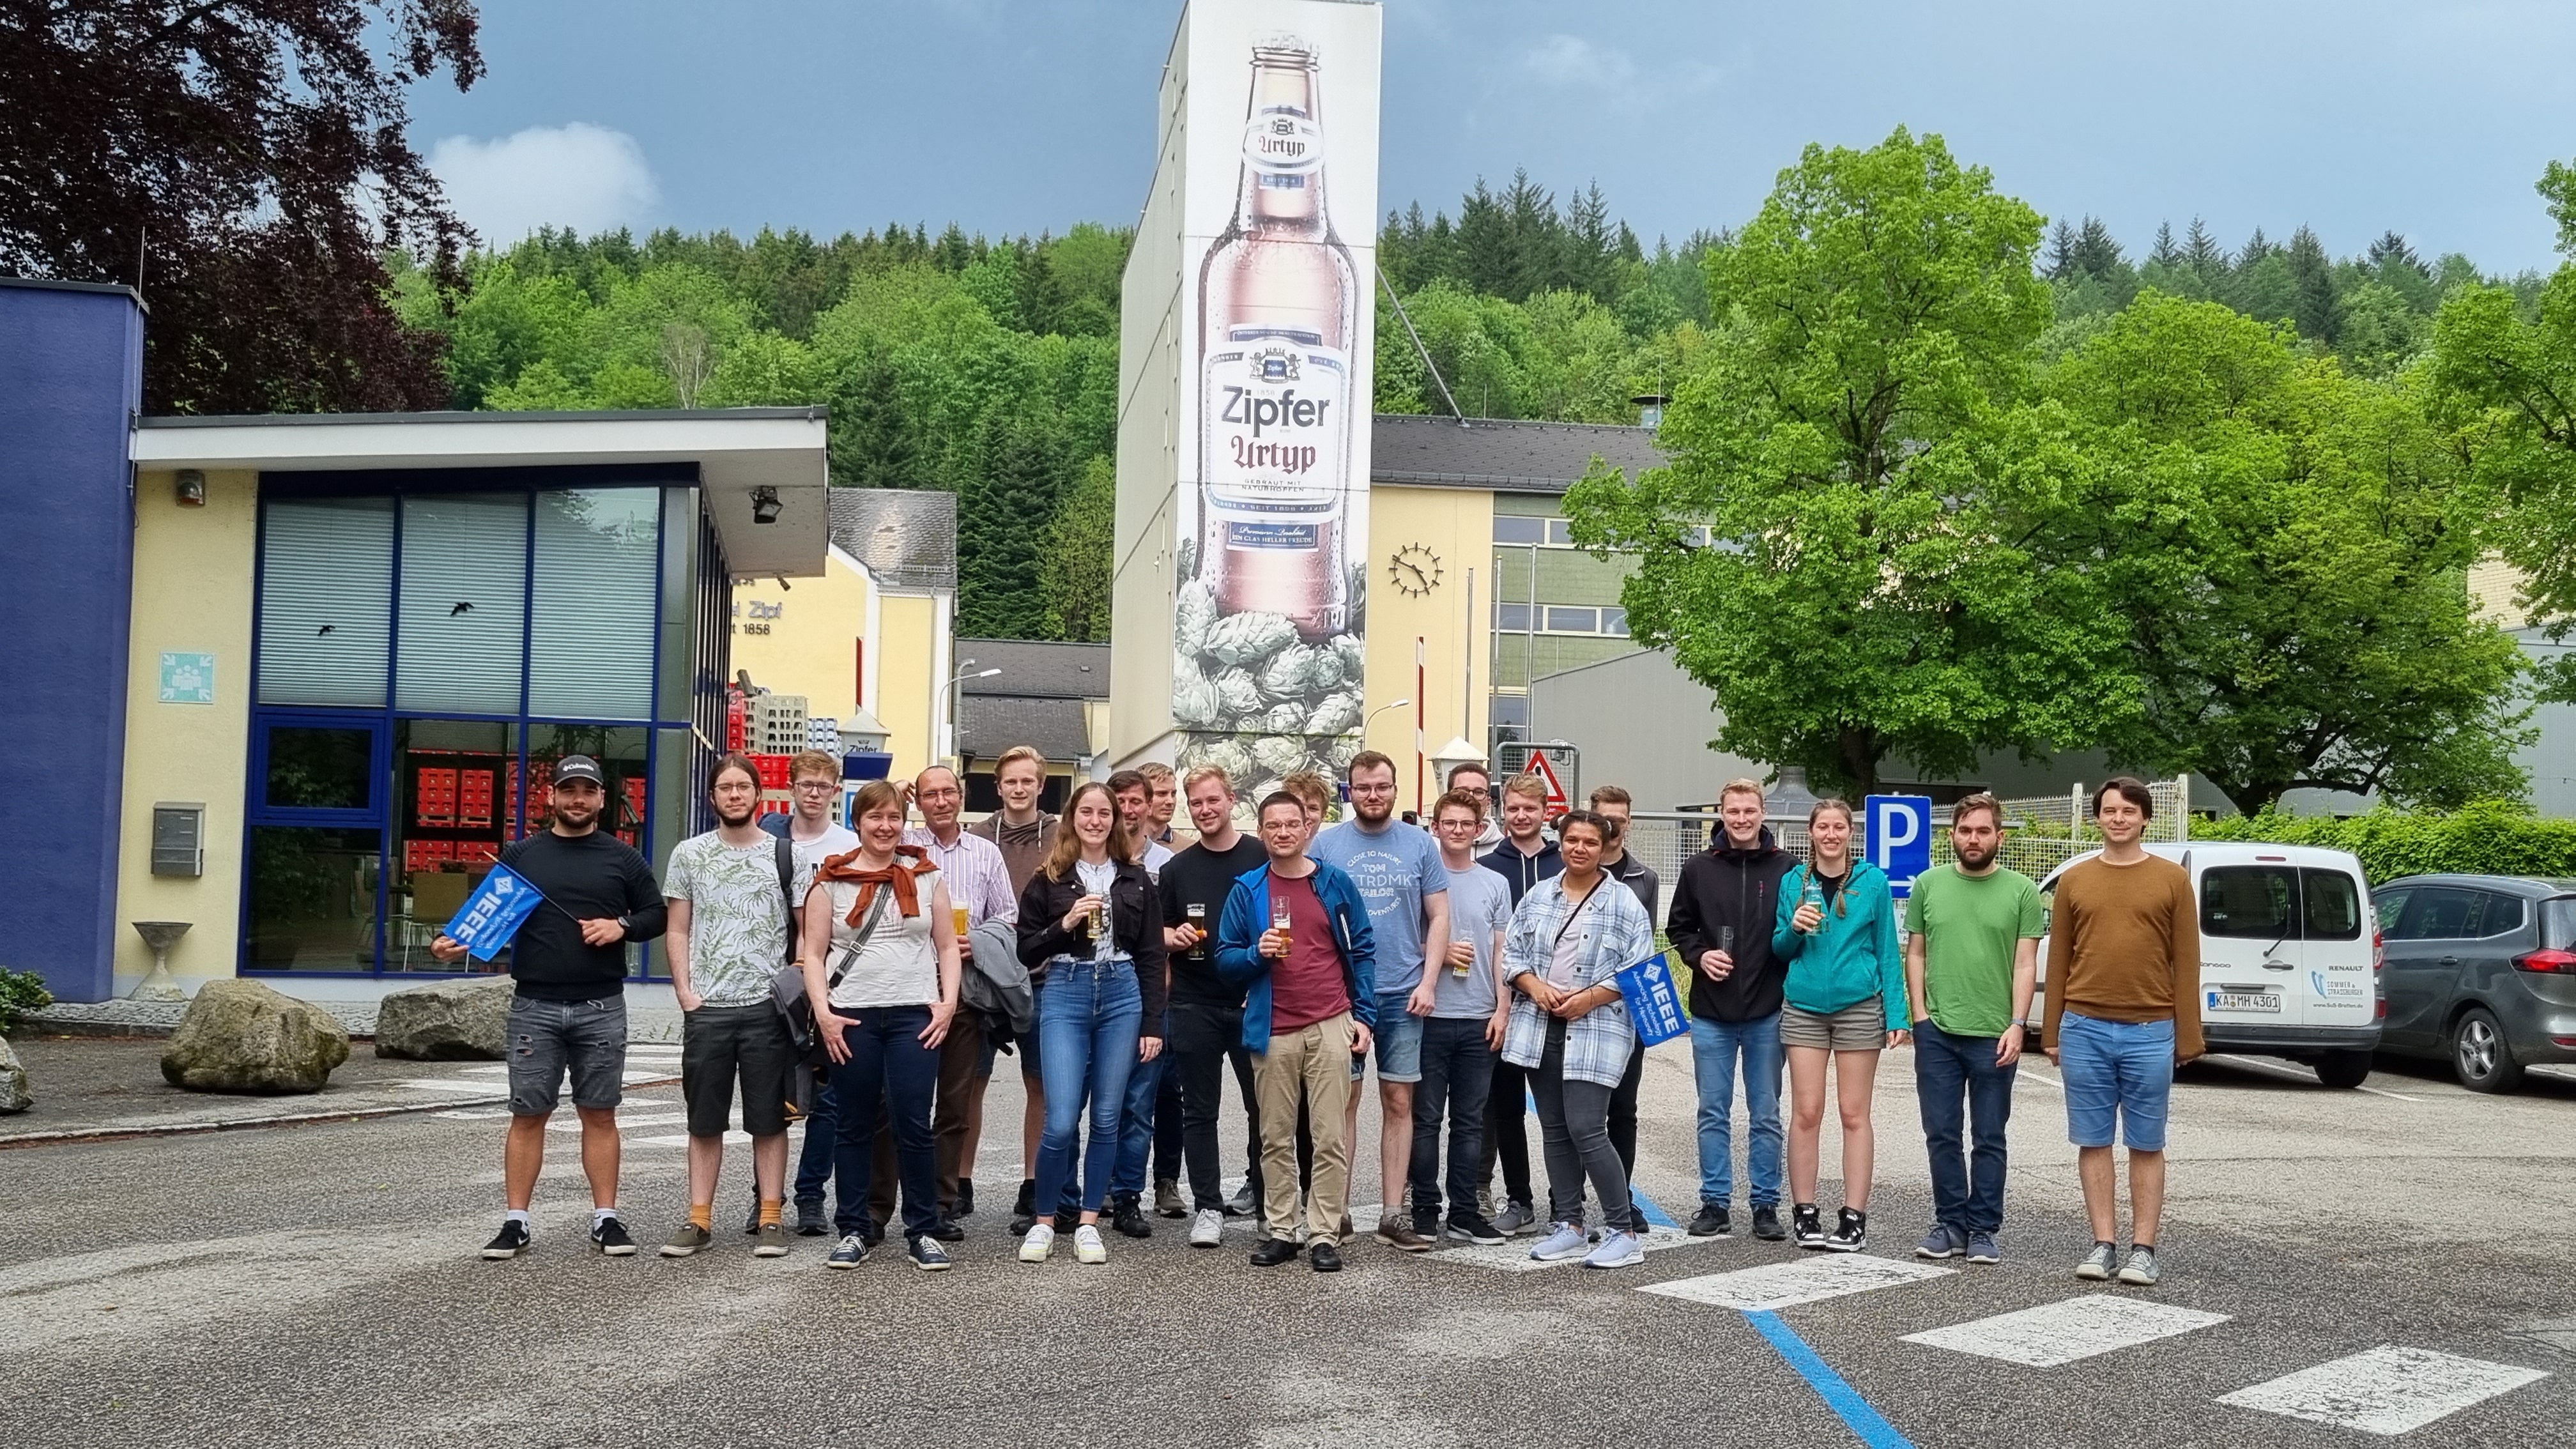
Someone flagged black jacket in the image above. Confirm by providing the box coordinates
[1016,859,1169,1027]
[1666,827,1795,1023]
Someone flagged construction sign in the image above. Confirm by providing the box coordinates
[1522,747,1571,814]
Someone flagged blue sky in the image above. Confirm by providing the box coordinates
[412,0,2576,273]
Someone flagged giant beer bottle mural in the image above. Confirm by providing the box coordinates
[1172,33,1372,801]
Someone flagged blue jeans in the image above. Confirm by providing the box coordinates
[1690,1012,1785,1208]
[793,1077,836,1208]
[827,1005,939,1239]
[1912,1017,2017,1233]
[1034,960,1144,1216]
[2058,1011,2174,1151]
[1112,1018,1168,1198]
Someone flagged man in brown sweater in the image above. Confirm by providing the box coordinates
[2040,776,2202,1289]
[966,746,1061,1232]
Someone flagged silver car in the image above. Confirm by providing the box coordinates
[2372,874,2576,1092]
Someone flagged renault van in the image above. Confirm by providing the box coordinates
[2035,843,2382,1088]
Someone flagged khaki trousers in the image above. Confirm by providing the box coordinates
[1254,1011,1355,1245]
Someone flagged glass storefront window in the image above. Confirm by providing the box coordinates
[388,719,516,974]
[257,497,393,707]
[397,493,528,716]
[263,725,376,811]
[532,489,660,719]
[245,826,382,970]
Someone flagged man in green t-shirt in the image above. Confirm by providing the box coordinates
[1901,792,2042,1267]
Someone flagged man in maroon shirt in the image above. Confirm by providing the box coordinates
[1217,792,1378,1273]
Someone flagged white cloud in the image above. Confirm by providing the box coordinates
[427,123,659,246]
[1522,34,1637,90]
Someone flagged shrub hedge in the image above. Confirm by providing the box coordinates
[2191,800,2576,885]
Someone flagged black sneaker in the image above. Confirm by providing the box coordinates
[1009,1210,1038,1236]
[908,1234,953,1271]
[1822,1207,1867,1253]
[793,1200,829,1237]
[1308,1241,1344,1273]
[1250,1236,1301,1267]
[1110,1193,1153,1239]
[1751,1205,1788,1241]
[1012,1177,1036,1220]
[1791,1204,1826,1248]
[482,1219,531,1259]
[1054,1208,1080,1234]
[956,1177,976,1218]
[1445,1210,1506,1246]
[1687,1202,1732,1238]
[826,1233,868,1269]
[924,1217,966,1243]
[590,1216,636,1256]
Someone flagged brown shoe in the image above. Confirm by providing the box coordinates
[752,1223,790,1258]
[1372,1218,1436,1253]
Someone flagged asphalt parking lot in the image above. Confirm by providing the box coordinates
[4,1038,2572,1448]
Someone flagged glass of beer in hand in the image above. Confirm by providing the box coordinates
[1270,898,1294,955]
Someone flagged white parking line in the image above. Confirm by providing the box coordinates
[1903,1294,2230,1366]
[2016,1065,2064,1092]
[2216,1345,2549,1436]
[390,1078,509,1094]
[2202,1054,2423,1102]
[1641,1254,1952,1311]
[1432,1223,1700,1273]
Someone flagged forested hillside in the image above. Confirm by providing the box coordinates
[397,174,2542,641]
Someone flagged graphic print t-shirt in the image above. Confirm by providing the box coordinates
[1312,819,1446,995]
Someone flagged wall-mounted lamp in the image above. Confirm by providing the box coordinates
[175,468,206,507]
[750,486,782,525]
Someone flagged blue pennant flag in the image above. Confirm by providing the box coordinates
[445,863,547,962]
[1614,951,1689,1047]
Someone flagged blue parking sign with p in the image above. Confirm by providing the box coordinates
[1864,795,1935,899]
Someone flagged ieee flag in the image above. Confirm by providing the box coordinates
[1613,951,1689,1047]
[445,864,546,962]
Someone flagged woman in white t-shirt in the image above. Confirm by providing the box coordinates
[801,779,960,1272]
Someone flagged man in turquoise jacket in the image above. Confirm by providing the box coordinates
[1215,791,1378,1271]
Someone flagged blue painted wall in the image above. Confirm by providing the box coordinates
[0,280,146,1002]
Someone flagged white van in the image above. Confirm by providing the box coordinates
[2035,843,2382,1088]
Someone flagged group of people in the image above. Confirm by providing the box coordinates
[448,747,2198,1289]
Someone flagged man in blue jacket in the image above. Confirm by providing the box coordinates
[1216,790,1377,1273]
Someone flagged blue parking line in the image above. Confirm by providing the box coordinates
[1742,1310,1915,1448]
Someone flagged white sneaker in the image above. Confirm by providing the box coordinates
[1073,1223,1108,1264]
[1018,1223,1055,1263]
[1190,1208,1224,1248]
[1529,1222,1590,1262]
[1584,1230,1644,1269]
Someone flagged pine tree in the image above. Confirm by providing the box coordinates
[2071,216,2126,281]
[2366,229,2429,277]
[2147,220,2182,268]
[957,411,1063,638]
[829,348,919,490]
[2285,225,2340,345]
[1038,455,1117,641]
[2182,217,2227,277]
[932,223,976,273]
[2044,218,2078,279]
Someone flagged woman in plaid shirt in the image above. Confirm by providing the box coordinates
[1499,810,1659,1270]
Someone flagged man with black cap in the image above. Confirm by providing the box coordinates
[434,754,666,1260]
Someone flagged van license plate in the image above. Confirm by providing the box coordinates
[2209,990,2280,1013]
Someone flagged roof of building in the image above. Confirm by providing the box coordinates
[958,696,1091,763]
[956,638,1111,700]
[1368,414,1667,494]
[828,487,956,591]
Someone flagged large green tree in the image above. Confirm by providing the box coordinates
[2428,157,2576,695]
[2046,293,2528,813]
[1565,128,2131,795]
[1038,456,1116,641]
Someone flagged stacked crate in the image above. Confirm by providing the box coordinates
[751,693,809,755]
[807,716,840,752]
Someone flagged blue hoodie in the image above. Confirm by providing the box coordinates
[1214,859,1378,1053]
[1772,858,1906,1032]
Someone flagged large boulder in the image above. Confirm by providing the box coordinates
[160,979,349,1093]
[374,976,514,1061]
[0,1036,27,1114]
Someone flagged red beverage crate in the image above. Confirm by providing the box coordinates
[751,753,792,789]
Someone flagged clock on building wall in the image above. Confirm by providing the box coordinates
[1388,543,1443,597]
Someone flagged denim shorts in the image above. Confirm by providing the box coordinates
[1356,992,1424,1084]
[507,993,627,1117]
[2058,1011,2175,1151]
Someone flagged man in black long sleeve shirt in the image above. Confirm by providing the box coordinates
[1664,779,1795,1241]
[433,756,666,1259]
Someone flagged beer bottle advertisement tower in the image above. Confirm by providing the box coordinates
[1113,0,1381,802]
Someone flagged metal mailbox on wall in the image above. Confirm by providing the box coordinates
[151,803,204,877]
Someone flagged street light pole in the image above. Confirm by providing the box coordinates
[945,661,1001,766]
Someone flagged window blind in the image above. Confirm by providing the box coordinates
[395,494,527,715]
[257,497,394,707]
[529,488,659,719]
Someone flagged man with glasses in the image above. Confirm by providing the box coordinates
[1445,760,1503,852]
[758,752,857,1236]
[894,765,1016,1232]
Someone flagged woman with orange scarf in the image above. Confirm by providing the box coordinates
[801,779,962,1272]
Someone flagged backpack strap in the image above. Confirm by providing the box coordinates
[774,832,799,967]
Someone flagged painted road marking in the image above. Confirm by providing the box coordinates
[1903,1294,2230,1367]
[1745,1310,1915,1448]
[390,1078,510,1094]
[1642,1254,1952,1311]
[2202,1053,2424,1102]
[1431,1223,1698,1272]
[2216,1345,2549,1436]
[632,1130,752,1147]
[430,1108,511,1121]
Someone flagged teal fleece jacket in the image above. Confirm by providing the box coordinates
[1772,859,1906,1031]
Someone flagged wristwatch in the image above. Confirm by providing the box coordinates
[615,915,632,935]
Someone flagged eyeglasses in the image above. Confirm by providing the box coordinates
[792,781,838,793]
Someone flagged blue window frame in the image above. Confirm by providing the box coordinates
[241,466,723,980]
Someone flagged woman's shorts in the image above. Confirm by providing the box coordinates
[1779,997,1887,1052]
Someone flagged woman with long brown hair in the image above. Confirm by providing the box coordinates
[801,779,961,1272]
[1012,781,1167,1265]
[1772,797,1906,1252]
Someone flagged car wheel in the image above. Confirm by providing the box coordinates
[2313,1050,2373,1089]
[2451,1007,2525,1094]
